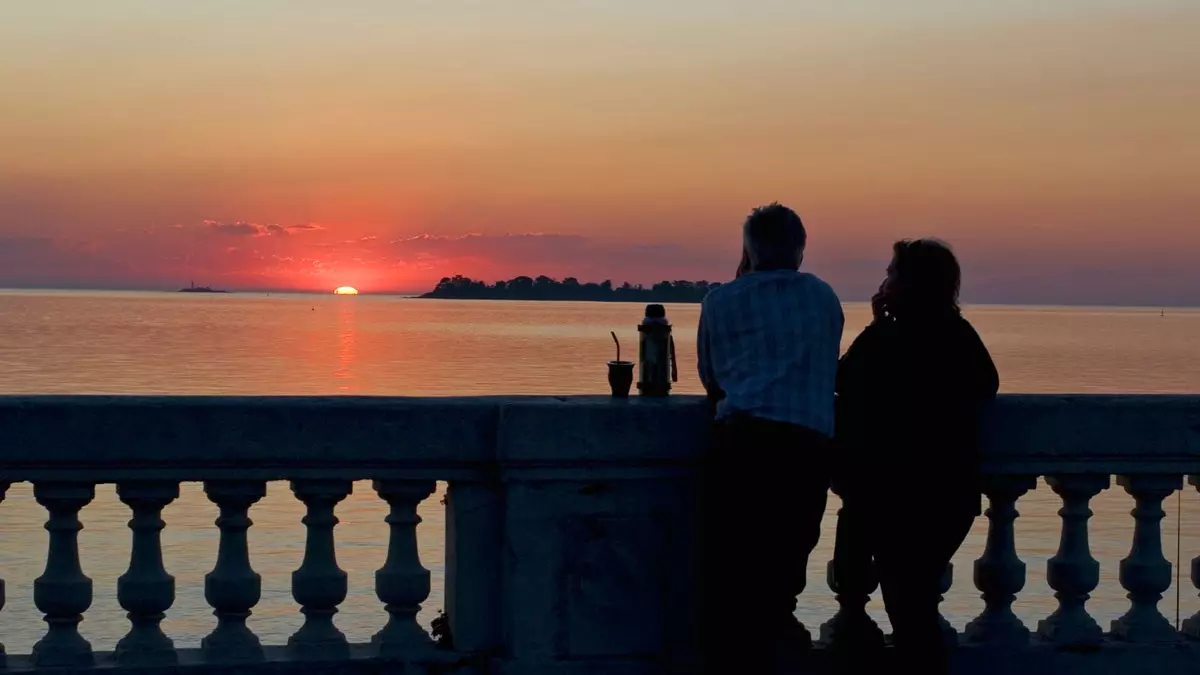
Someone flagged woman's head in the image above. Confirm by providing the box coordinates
[885,238,961,318]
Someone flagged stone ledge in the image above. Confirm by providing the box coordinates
[0,396,501,474]
[0,395,1197,482]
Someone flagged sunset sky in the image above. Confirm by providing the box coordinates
[1,1,1197,304]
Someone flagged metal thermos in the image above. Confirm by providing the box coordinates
[637,304,678,396]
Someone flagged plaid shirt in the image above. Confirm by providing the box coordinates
[697,270,844,436]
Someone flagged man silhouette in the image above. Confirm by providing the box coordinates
[697,203,844,673]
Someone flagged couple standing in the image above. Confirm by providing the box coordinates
[697,203,999,674]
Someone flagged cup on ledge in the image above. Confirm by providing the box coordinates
[607,360,634,398]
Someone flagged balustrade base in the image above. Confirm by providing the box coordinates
[288,616,351,661]
[200,621,264,664]
[817,609,885,650]
[1036,609,1105,648]
[30,624,93,669]
[0,639,1196,675]
[1111,612,1182,644]
[965,608,1030,645]
[938,615,960,647]
[372,615,437,660]
[1183,615,1200,641]
[785,641,1200,675]
[0,644,473,675]
[114,629,177,667]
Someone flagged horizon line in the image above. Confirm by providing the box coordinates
[0,286,1193,311]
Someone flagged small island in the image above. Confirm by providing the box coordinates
[178,281,229,294]
[421,275,720,303]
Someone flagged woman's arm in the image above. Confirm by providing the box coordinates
[962,320,999,398]
[836,323,883,397]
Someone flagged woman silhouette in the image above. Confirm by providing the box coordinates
[835,239,998,674]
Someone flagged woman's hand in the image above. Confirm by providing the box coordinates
[871,279,891,322]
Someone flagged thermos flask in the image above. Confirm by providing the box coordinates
[637,304,677,396]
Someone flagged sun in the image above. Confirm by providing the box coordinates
[333,286,359,295]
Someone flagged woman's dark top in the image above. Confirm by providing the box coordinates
[835,313,998,512]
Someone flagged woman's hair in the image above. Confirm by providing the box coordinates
[889,238,961,317]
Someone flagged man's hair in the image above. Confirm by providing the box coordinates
[743,203,807,271]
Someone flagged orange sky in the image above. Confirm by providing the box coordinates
[0,2,1197,304]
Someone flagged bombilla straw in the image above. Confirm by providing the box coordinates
[610,331,620,362]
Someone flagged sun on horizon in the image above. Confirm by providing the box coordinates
[333,286,359,295]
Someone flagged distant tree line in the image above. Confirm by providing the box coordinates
[421,275,721,303]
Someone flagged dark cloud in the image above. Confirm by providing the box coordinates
[204,220,324,237]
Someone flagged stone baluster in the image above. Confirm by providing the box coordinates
[1037,475,1109,646]
[819,485,883,648]
[444,479,504,654]
[1183,475,1200,639]
[115,482,181,666]
[31,482,95,668]
[1111,474,1181,642]
[966,476,1036,644]
[0,481,8,665]
[202,480,267,662]
[289,479,354,658]
[936,562,957,644]
[373,479,437,659]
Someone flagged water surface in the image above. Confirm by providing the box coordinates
[0,291,1197,651]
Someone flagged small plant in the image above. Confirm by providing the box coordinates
[431,610,454,649]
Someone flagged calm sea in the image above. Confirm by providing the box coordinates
[0,290,1197,651]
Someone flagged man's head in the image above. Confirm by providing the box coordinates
[742,203,807,272]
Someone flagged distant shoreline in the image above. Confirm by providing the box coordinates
[420,294,703,303]
[178,282,229,293]
[421,275,717,303]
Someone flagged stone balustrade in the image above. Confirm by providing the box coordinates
[0,394,1197,674]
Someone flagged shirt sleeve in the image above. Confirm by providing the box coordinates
[832,291,846,345]
[696,302,721,399]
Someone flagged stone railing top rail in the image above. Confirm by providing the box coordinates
[0,394,1196,481]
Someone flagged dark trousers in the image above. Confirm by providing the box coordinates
[700,414,830,675]
[835,483,976,675]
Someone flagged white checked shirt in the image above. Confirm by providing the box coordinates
[697,270,844,436]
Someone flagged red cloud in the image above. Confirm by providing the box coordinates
[0,225,1197,305]
[205,220,262,236]
[382,232,733,287]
